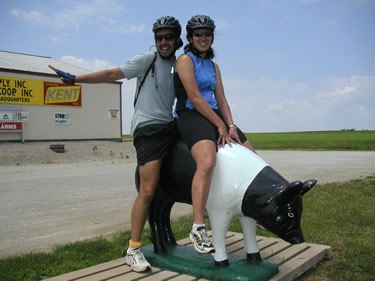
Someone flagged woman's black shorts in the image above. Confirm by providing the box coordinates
[177,109,247,150]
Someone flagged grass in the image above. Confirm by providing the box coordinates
[1,177,374,281]
[245,130,375,150]
[123,130,375,150]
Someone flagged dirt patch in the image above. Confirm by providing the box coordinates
[0,140,137,166]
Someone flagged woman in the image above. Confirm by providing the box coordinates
[174,15,256,254]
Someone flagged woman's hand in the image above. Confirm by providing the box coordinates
[217,125,240,147]
[228,127,241,144]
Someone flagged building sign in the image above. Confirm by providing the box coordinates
[17,111,29,122]
[54,112,71,125]
[0,111,13,121]
[108,108,120,119]
[0,76,81,106]
[0,122,22,131]
[44,82,81,106]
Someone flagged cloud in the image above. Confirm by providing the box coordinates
[258,0,322,8]
[316,86,358,101]
[108,24,146,35]
[10,0,144,35]
[11,9,42,21]
[222,74,374,132]
[60,56,115,72]
[316,75,375,103]
[266,103,285,113]
[52,0,126,29]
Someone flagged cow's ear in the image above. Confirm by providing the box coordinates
[300,179,317,196]
[276,181,303,205]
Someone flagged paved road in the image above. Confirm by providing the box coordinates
[1,151,374,258]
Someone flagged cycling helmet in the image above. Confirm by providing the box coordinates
[152,16,182,37]
[186,15,215,34]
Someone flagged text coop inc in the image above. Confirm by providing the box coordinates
[0,76,82,106]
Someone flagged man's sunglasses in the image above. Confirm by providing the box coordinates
[155,33,176,42]
[192,31,213,37]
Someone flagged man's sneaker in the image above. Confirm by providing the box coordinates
[189,226,215,254]
[125,248,151,272]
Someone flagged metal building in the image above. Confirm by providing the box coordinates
[0,51,122,142]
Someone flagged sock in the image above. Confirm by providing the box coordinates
[192,223,205,232]
[127,239,141,253]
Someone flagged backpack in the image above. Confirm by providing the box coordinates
[133,52,157,107]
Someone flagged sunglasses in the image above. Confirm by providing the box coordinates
[155,33,176,42]
[192,31,213,37]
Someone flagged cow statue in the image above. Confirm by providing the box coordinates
[136,140,316,267]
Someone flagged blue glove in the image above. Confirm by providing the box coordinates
[56,69,76,84]
[48,65,76,84]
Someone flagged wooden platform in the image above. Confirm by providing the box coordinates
[43,231,331,281]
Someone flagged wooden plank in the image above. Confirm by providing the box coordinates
[176,237,191,246]
[267,242,310,265]
[223,233,244,246]
[226,240,245,255]
[136,270,179,280]
[75,264,156,280]
[270,244,331,281]
[224,232,269,255]
[306,242,331,260]
[108,269,161,281]
[43,258,127,281]
[43,234,331,281]
[260,239,293,260]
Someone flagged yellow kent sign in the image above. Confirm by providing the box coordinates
[44,82,82,106]
[0,76,81,106]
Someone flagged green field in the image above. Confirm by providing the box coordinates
[124,130,375,150]
[246,130,375,150]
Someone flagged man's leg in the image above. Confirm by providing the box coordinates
[131,159,162,241]
[126,159,162,272]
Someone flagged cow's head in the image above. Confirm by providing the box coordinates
[241,166,316,244]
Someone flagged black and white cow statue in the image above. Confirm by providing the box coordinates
[136,140,316,267]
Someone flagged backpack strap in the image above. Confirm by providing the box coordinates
[133,52,157,107]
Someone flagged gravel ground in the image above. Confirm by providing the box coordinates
[0,140,137,166]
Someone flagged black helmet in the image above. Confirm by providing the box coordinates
[186,15,215,34]
[152,16,182,37]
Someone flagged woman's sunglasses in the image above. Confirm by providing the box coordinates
[192,31,213,38]
[155,33,176,42]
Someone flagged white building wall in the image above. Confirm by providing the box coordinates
[0,71,122,142]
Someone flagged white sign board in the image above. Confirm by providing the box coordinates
[54,112,71,125]
[108,108,120,119]
[17,111,29,122]
[0,112,13,121]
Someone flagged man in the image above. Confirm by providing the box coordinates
[49,16,182,272]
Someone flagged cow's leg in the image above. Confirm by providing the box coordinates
[148,187,177,253]
[160,198,177,246]
[148,192,166,253]
[239,216,261,261]
[209,210,233,267]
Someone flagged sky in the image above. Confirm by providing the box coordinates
[2,0,374,133]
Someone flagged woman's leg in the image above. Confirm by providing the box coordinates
[241,140,256,153]
[190,139,217,224]
[188,139,216,254]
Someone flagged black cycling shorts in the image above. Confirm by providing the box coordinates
[133,120,179,165]
[177,109,247,150]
